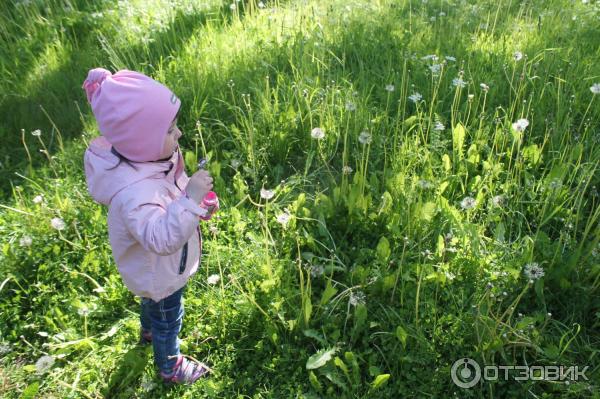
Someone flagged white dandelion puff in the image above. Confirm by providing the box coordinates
[513,51,523,61]
[260,188,275,200]
[31,129,42,136]
[512,118,529,132]
[408,92,422,103]
[523,262,545,280]
[358,131,372,145]
[480,83,490,92]
[349,290,366,306]
[19,236,33,247]
[445,55,456,62]
[342,165,353,174]
[229,3,236,10]
[33,195,43,204]
[460,196,476,210]
[418,179,434,189]
[492,195,504,207]
[590,83,600,95]
[345,101,357,111]
[207,274,220,285]
[51,217,66,230]
[231,159,241,169]
[258,1,265,8]
[35,355,55,374]
[385,84,395,92]
[429,64,442,75]
[452,77,467,88]
[276,212,291,226]
[311,127,325,140]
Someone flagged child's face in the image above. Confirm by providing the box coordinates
[159,117,182,159]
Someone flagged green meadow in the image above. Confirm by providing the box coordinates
[1,0,599,397]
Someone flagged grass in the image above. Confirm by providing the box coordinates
[0,0,599,397]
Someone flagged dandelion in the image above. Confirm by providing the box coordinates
[421,249,433,259]
[492,195,504,207]
[35,355,55,374]
[445,55,456,62]
[523,262,545,280]
[513,51,523,61]
[444,271,456,280]
[276,212,291,226]
[433,121,445,131]
[19,236,32,247]
[480,83,490,92]
[590,83,600,95]
[258,1,265,8]
[429,64,442,75]
[310,264,325,277]
[358,131,372,145]
[512,118,529,132]
[342,165,353,174]
[0,344,10,356]
[349,290,366,306]
[408,92,422,103]
[207,274,220,285]
[231,159,241,169]
[468,94,475,101]
[260,188,275,200]
[418,179,434,189]
[33,195,43,204]
[385,84,395,92]
[230,3,236,10]
[31,129,41,136]
[209,224,219,234]
[345,101,356,111]
[460,196,476,210]
[77,306,90,317]
[452,77,467,88]
[311,127,325,140]
[51,217,66,230]
[422,54,438,61]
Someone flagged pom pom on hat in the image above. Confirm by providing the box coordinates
[82,68,181,162]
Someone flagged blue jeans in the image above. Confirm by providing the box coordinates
[140,286,185,373]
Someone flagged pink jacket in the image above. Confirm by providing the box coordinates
[84,136,208,302]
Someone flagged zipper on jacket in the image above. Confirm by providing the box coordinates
[178,242,188,274]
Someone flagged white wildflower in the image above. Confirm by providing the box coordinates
[523,262,545,280]
[429,64,442,75]
[512,118,529,132]
[345,101,356,111]
[358,131,372,145]
[260,188,275,200]
[590,83,600,95]
[452,77,467,88]
[513,51,523,61]
[445,55,456,62]
[408,92,422,103]
[276,212,291,226]
[209,224,219,234]
[258,1,265,8]
[460,196,476,210]
[77,306,90,317]
[310,264,324,277]
[385,84,395,92]
[51,217,66,230]
[207,274,220,285]
[468,94,475,101]
[433,121,445,131]
[35,355,55,374]
[231,159,241,169]
[349,290,366,306]
[31,129,41,136]
[230,3,236,10]
[33,195,43,204]
[418,179,434,189]
[342,165,353,174]
[480,83,490,92]
[19,236,33,247]
[421,54,438,62]
[492,195,504,207]
[311,127,325,140]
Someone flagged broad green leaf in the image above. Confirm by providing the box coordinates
[371,374,391,390]
[320,279,338,306]
[376,236,391,263]
[18,382,39,399]
[418,201,437,222]
[452,123,466,161]
[306,347,337,369]
[396,326,408,348]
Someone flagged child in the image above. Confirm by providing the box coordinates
[82,67,216,384]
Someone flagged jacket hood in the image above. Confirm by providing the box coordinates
[84,136,181,205]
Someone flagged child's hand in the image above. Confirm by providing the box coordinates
[185,170,213,204]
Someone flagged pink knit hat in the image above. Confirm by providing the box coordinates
[82,68,181,162]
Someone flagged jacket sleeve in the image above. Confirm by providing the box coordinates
[120,195,208,256]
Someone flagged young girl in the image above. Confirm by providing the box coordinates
[82,67,216,384]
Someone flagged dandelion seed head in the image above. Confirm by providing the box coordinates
[512,118,529,132]
[51,217,66,231]
[260,188,275,200]
[276,212,291,226]
[590,83,600,95]
[349,290,366,306]
[207,274,220,285]
[358,131,372,145]
[513,51,523,61]
[408,92,422,103]
[492,195,504,207]
[33,195,43,204]
[342,165,353,174]
[452,77,467,88]
[31,129,41,136]
[434,121,445,131]
[385,84,395,92]
[480,83,490,92]
[311,127,325,140]
[345,101,356,111]
[19,236,33,247]
[460,196,476,210]
[523,262,545,280]
[35,355,55,374]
